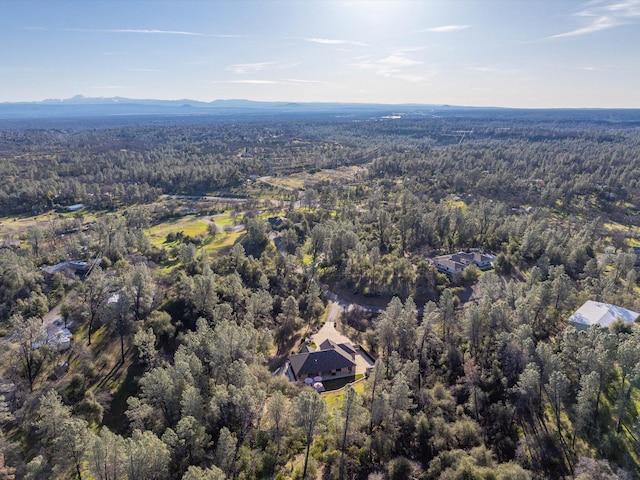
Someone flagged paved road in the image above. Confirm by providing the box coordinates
[164,194,249,203]
[325,290,386,314]
[312,318,375,376]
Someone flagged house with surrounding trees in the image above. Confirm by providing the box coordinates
[287,339,357,381]
[568,300,639,330]
[432,251,496,275]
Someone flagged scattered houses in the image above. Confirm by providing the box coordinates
[432,251,496,276]
[568,300,639,330]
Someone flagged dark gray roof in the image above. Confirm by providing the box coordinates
[42,262,71,275]
[268,216,284,227]
[319,339,355,355]
[41,258,101,276]
[289,346,355,379]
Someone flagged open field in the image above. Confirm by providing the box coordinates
[204,230,243,252]
[0,209,97,237]
[260,165,365,192]
[145,216,210,247]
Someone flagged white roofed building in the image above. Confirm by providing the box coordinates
[568,300,639,330]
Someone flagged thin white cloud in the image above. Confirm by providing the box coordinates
[284,79,329,85]
[220,78,328,86]
[469,66,497,73]
[129,68,159,72]
[548,16,618,38]
[226,80,280,85]
[378,54,422,68]
[63,28,243,38]
[303,37,369,47]
[228,62,274,74]
[423,24,470,33]
[548,0,640,38]
[352,52,431,82]
[91,85,127,89]
[65,28,203,36]
[466,65,522,75]
[351,54,374,61]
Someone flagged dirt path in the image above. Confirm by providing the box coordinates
[207,213,245,233]
[257,176,296,192]
[42,302,63,326]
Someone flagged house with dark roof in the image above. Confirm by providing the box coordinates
[288,339,357,381]
[267,216,284,228]
[432,251,495,275]
[41,258,101,279]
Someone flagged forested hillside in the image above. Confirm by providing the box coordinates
[1,111,640,479]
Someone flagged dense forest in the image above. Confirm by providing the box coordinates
[1,110,640,479]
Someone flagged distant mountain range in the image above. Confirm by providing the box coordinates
[1,96,639,125]
[0,95,445,119]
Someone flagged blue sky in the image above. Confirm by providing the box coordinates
[1,0,639,107]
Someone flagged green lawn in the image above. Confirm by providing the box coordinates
[322,375,366,410]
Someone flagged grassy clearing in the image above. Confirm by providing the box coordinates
[213,213,241,227]
[205,231,243,253]
[266,176,305,190]
[604,222,631,232]
[627,238,640,247]
[262,166,364,192]
[443,197,466,210]
[145,216,209,247]
[156,258,180,275]
[257,210,286,220]
[604,221,640,237]
[0,212,61,236]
